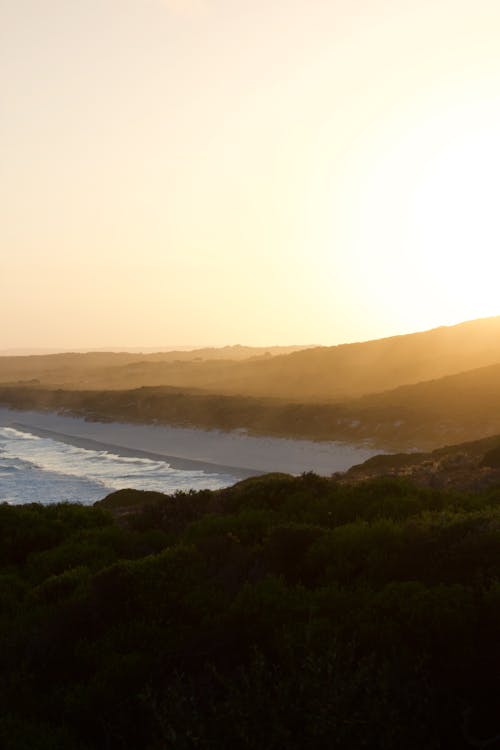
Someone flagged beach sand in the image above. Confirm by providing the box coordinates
[0,407,380,477]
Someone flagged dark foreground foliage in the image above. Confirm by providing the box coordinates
[2,474,500,749]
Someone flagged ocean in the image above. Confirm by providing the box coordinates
[0,408,380,506]
[0,425,239,506]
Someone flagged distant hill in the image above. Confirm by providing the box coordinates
[1,316,499,399]
[186,315,500,401]
[2,356,500,451]
[336,359,500,448]
[0,344,312,387]
[1,316,500,452]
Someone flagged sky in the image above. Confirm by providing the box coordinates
[2,0,500,349]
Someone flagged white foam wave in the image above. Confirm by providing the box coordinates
[1,427,40,441]
[0,425,237,500]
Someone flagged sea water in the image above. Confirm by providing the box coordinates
[0,426,238,506]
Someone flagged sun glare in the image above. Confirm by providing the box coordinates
[342,98,500,332]
[411,122,500,317]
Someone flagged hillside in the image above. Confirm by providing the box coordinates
[194,314,500,401]
[342,431,500,491]
[0,344,311,386]
[3,474,500,748]
[2,357,500,451]
[346,360,500,447]
[1,316,500,400]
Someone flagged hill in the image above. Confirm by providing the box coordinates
[3,473,500,748]
[0,344,311,387]
[2,357,500,451]
[1,316,500,400]
[344,360,500,448]
[342,431,500,491]
[190,314,500,401]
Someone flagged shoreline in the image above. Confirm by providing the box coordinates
[9,422,258,480]
[0,407,381,476]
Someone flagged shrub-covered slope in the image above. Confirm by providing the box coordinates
[2,474,500,748]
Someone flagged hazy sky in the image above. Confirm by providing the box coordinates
[2,0,500,349]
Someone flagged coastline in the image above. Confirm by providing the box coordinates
[0,407,381,476]
[9,422,258,480]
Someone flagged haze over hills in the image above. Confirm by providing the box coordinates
[1,316,500,402]
[1,358,500,451]
[0,344,312,360]
[198,315,500,401]
[1,316,500,451]
[0,345,311,386]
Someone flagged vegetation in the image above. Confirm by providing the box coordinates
[3,317,500,450]
[1,316,500,402]
[5,357,500,450]
[2,473,500,748]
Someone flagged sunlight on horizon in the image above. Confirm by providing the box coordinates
[336,95,500,335]
[2,0,500,348]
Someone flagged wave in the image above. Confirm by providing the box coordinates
[0,424,237,503]
[1,427,40,441]
[96,453,160,466]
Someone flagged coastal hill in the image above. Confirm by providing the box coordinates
[1,316,500,451]
[1,316,499,401]
[341,430,500,492]
[3,358,500,451]
[345,359,500,447]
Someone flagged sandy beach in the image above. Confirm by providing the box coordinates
[0,407,380,477]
